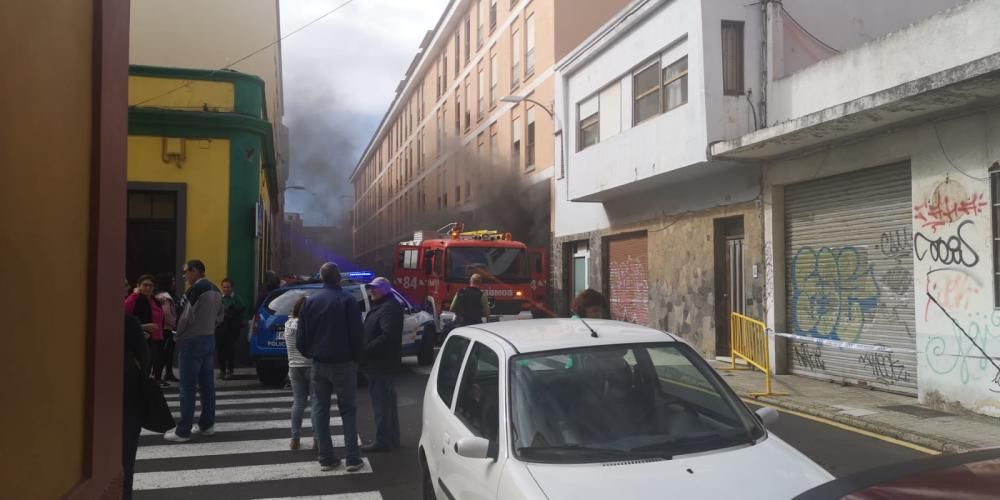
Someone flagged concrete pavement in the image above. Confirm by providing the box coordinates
[714,360,1000,453]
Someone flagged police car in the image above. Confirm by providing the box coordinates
[249,271,440,386]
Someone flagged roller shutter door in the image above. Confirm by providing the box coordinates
[784,162,917,395]
[607,232,649,325]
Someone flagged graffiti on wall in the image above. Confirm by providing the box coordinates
[925,299,1000,393]
[608,255,649,325]
[858,347,911,385]
[924,267,982,319]
[877,227,913,259]
[913,220,980,268]
[913,179,988,233]
[789,247,880,342]
[792,343,826,371]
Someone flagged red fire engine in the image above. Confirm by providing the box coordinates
[393,223,548,323]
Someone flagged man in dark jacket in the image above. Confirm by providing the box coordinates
[297,262,365,472]
[450,273,491,326]
[361,277,403,452]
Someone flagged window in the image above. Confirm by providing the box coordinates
[456,184,462,204]
[443,192,448,208]
[464,77,472,130]
[464,16,472,63]
[490,54,498,107]
[722,21,745,95]
[455,90,462,135]
[526,107,536,169]
[436,61,442,98]
[455,342,500,440]
[525,15,535,76]
[454,33,461,78]
[512,116,521,170]
[399,248,419,269]
[663,56,688,111]
[489,0,497,30]
[489,123,498,163]
[571,241,589,297]
[511,28,521,87]
[478,67,485,116]
[633,60,661,125]
[466,180,472,200]
[992,163,1000,308]
[578,95,599,150]
[436,335,471,406]
[477,0,484,47]
[442,53,449,89]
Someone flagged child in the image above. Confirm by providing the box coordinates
[284,296,315,450]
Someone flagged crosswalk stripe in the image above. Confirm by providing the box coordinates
[167,396,296,407]
[140,417,342,436]
[256,493,384,500]
[133,459,374,490]
[170,407,327,418]
[137,436,360,460]
[164,389,291,399]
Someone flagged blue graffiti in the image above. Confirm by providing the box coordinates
[790,247,880,342]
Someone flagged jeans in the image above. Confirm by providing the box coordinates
[289,366,312,438]
[176,335,216,437]
[368,370,400,448]
[311,361,360,466]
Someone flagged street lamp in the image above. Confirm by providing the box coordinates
[502,94,566,180]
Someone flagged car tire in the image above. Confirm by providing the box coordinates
[422,462,436,500]
[256,363,287,387]
[417,324,437,366]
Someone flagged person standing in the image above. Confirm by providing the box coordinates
[450,273,490,326]
[154,273,179,383]
[296,262,365,472]
[361,277,403,452]
[165,259,224,442]
[122,315,149,500]
[283,296,314,450]
[570,288,609,319]
[254,270,281,313]
[217,278,246,380]
[125,274,166,386]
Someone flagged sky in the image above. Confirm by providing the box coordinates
[279,0,449,226]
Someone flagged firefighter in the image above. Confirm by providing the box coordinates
[450,273,491,326]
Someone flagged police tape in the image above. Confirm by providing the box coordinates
[767,330,918,355]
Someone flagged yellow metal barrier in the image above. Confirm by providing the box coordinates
[721,313,785,397]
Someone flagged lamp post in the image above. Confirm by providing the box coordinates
[501,95,566,181]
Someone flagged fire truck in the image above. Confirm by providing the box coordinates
[393,223,548,327]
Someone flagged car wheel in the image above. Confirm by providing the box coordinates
[417,324,437,366]
[422,462,436,500]
[256,363,286,387]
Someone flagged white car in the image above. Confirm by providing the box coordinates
[418,319,832,500]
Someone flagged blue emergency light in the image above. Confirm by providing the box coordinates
[341,271,375,283]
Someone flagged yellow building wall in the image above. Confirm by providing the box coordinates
[0,0,92,496]
[128,75,235,111]
[127,136,231,284]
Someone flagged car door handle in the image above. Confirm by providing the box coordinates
[442,432,451,455]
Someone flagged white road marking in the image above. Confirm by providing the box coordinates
[133,459,373,490]
[140,417,342,436]
[137,436,360,459]
[171,406,329,418]
[167,396,296,407]
[165,388,291,399]
[256,493,383,500]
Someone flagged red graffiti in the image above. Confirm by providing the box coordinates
[914,191,987,232]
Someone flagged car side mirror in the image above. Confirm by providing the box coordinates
[755,406,779,428]
[454,436,492,460]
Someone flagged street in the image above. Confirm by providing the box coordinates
[134,357,931,500]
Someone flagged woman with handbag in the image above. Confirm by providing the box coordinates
[155,273,179,383]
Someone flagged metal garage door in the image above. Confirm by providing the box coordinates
[784,162,917,395]
[607,232,649,325]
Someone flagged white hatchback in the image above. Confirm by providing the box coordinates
[418,319,832,500]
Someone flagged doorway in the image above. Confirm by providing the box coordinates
[126,183,186,288]
[714,215,745,356]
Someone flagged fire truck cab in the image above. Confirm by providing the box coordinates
[394,224,544,327]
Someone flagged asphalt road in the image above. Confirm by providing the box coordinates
[134,358,930,499]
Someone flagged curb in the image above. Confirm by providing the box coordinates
[744,392,973,454]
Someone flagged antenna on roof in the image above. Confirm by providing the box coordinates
[579,317,599,338]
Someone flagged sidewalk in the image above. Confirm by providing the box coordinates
[711,361,1000,453]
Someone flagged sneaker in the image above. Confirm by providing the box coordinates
[345,460,365,473]
[192,424,215,436]
[158,380,170,388]
[163,430,190,443]
[290,437,300,450]
[319,458,342,472]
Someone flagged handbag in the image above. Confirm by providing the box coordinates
[140,374,175,433]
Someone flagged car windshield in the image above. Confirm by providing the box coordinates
[265,286,366,315]
[446,247,528,283]
[509,342,765,463]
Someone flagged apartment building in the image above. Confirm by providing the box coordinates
[350,0,630,275]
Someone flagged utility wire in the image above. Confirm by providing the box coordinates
[131,0,358,108]
[931,121,989,182]
[780,5,840,54]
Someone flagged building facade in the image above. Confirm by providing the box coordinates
[130,0,289,275]
[710,0,1000,416]
[551,0,963,362]
[350,0,631,278]
[127,66,279,306]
